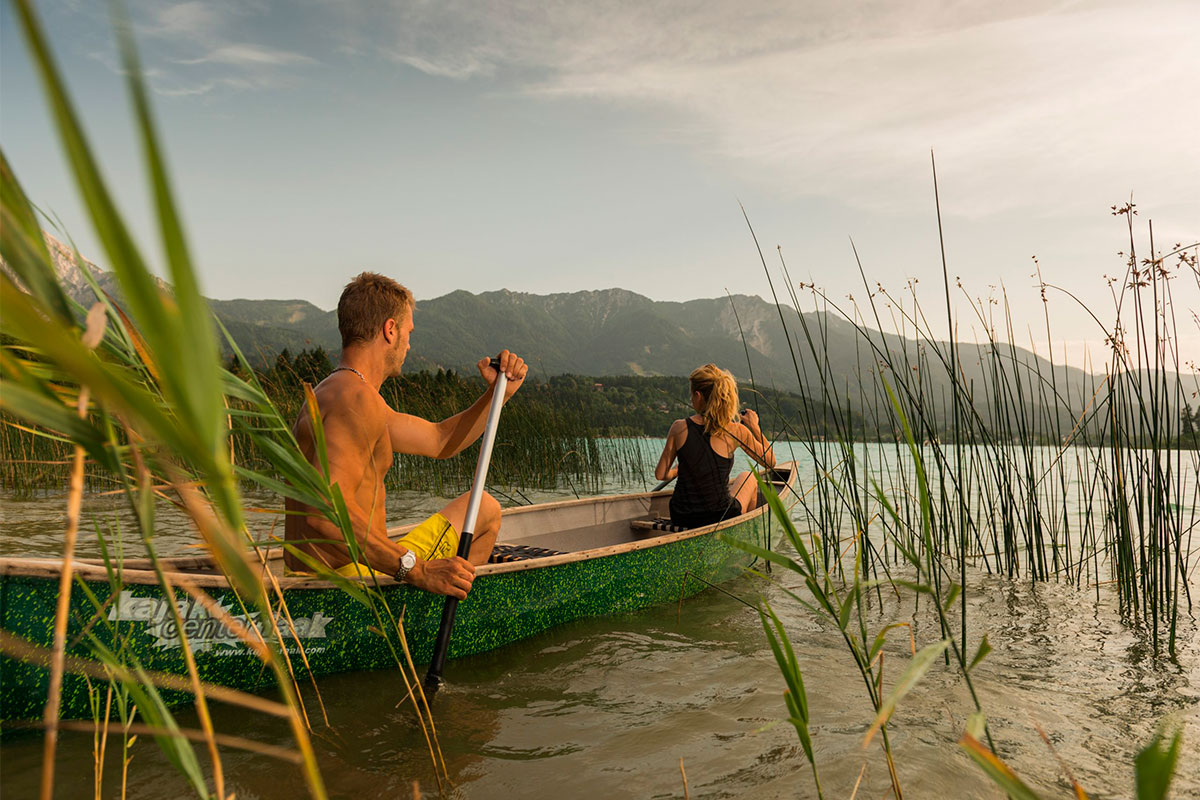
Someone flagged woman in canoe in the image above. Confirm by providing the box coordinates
[655,363,775,528]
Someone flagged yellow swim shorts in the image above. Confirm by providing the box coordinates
[283,513,459,578]
[397,512,459,561]
[284,561,390,579]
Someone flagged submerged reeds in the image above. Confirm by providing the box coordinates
[743,202,1198,654]
[732,174,1197,796]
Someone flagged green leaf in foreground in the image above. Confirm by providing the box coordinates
[757,600,824,800]
[867,622,912,665]
[1135,722,1182,800]
[863,638,949,746]
[967,634,992,673]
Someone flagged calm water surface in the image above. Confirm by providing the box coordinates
[2,442,1198,798]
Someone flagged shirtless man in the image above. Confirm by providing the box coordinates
[284,272,527,598]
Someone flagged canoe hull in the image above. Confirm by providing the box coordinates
[0,503,775,722]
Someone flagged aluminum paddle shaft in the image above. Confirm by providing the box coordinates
[423,359,507,697]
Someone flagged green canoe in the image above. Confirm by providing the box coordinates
[0,465,795,722]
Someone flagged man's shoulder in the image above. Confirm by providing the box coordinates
[314,377,388,421]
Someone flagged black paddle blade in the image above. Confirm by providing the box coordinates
[422,596,458,697]
[422,528,475,699]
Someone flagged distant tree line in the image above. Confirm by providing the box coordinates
[239,347,866,441]
[242,348,1200,449]
[4,341,1199,493]
[1182,403,1200,448]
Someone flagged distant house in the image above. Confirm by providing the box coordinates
[594,383,604,390]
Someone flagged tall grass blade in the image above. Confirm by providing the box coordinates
[863,638,948,747]
[1135,723,1182,800]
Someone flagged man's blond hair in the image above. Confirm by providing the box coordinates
[337,272,413,348]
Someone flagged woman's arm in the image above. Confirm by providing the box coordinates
[655,420,686,481]
[731,410,775,468]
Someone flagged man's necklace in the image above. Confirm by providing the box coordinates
[330,366,366,383]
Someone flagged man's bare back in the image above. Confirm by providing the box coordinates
[284,371,401,572]
[283,273,527,598]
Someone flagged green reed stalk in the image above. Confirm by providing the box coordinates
[731,184,1197,796]
[0,1,443,794]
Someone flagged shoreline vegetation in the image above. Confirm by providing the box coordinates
[0,345,874,496]
[0,2,1197,799]
[5,344,1197,497]
[723,190,1198,797]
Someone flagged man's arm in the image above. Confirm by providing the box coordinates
[388,351,527,458]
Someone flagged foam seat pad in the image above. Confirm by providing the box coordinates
[488,544,567,563]
[630,518,690,533]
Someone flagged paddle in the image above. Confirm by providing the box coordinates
[652,475,676,492]
[423,357,508,698]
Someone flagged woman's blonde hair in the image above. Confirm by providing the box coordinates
[690,363,739,436]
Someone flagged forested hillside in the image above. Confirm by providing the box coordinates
[255,347,864,441]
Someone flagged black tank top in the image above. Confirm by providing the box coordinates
[669,418,737,524]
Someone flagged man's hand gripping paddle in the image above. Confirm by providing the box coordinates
[423,356,507,699]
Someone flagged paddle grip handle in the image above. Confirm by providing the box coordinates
[424,359,508,697]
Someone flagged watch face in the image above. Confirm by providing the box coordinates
[403,551,417,569]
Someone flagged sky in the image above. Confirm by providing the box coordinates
[2,0,1198,369]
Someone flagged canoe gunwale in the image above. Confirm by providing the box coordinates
[0,504,764,588]
[1,463,797,589]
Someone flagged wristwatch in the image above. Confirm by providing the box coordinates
[393,550,417,583]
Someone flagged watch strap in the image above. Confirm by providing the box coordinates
[393,551,417,582]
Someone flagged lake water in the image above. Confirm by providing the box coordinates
[2,441,1198,798]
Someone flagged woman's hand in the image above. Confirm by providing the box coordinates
[740,408,760,430]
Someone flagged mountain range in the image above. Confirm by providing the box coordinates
[13,233,1198,423]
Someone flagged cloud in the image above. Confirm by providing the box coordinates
[86,0,314,96]
[176,44,314,67]
[380,50,493,80]
[135,0,226,41]
[151,77,257,97]
[370,1,1076,79]
[368,0,1200,220]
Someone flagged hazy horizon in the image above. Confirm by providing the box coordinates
[3,1,1197,369]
